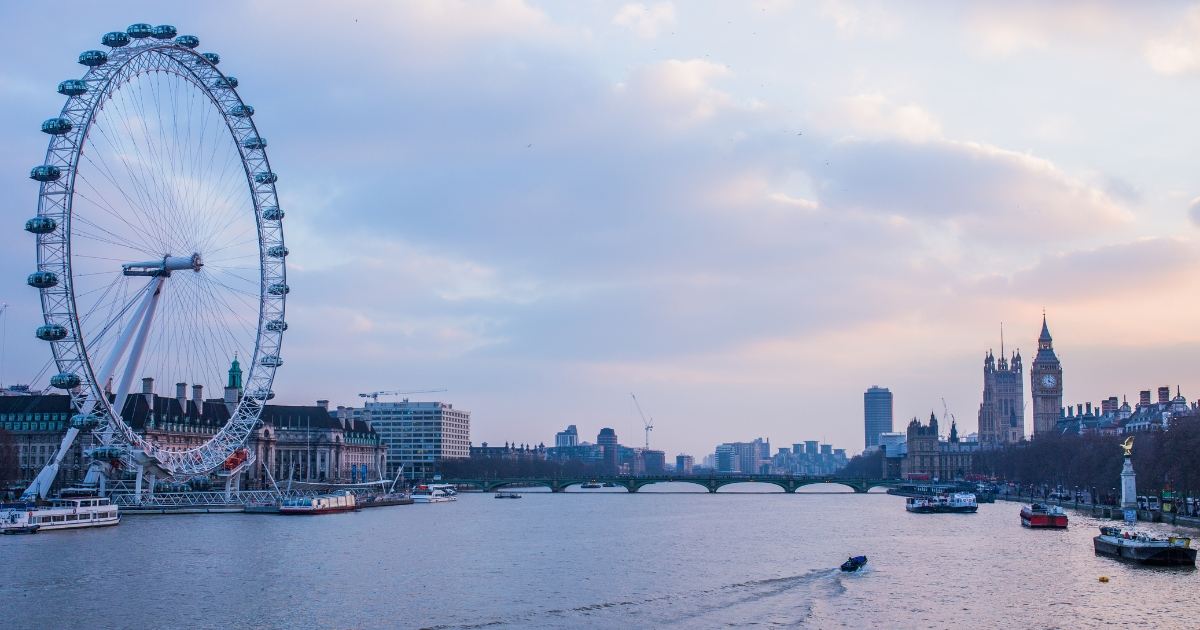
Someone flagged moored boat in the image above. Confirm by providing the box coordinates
[905,492,977,514]
[1,496,119,533]
[412,485,456,503]
[1021,503,1068,528]
[279,490,357,515]
[1093,526,1196,566]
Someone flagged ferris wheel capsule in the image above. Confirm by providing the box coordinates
[255,171,277,184]
[262,206,284,221]
[151,25,177,40]
[50,373,81,389]
[267,245,289,258]
[212,76,237,89]
[267,282,289,295]
[70,414,100,430]
[58,79,88,96]
[30,165,62,182]
[175,35,200,49]
[102,31,130,48]
[78,50,108,67]
[25,216,57,234]
[229,104,254,117]
[41,117,73,135]
[126,23,154,38]
[35,324,68,341]
[266,319,288,332]
[243,136,267,150]
[260,355,283,368]
[27,271,58,288]
[201,52,220,65]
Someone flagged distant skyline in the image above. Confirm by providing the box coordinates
[4,2,1200,456]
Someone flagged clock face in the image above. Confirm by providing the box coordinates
[1041,374,1057,388]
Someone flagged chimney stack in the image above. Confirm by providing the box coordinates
[317,400,329,412]
[1139,390,1152,407]
[193,385,204,414]
[1158,386,1170,404]
[142,377,154,395]
[1085,402,1092,415]
[176,382,187,406]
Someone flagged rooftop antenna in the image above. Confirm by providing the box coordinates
[1000,321,1005,358]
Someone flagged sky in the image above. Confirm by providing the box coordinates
[3,1,1200,458]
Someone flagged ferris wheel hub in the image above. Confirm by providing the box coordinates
[121,253,202,276]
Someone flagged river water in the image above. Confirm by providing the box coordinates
[3,484,1199,629]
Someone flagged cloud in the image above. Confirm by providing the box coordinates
[1189,197,1200,226]
[965,2,1144,57]
[1145,6,1200,75]
[617,59,734,126]
[833,93,942,142]
[811,136,1132,243]
[612,2,676,38]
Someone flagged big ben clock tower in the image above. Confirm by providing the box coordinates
[1030,314,1063,437]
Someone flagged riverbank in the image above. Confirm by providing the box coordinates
[995,492,1200,530]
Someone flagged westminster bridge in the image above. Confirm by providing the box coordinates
[441,474,904,494]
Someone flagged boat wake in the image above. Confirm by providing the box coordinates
[431,568,848,629]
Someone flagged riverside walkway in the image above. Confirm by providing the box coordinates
[441,474,901,493]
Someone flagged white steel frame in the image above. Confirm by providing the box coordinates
[26,33,285,495]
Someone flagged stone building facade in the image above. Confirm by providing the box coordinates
[0,361,385,496]
[898,413,977,481]
[978,346,1024,447]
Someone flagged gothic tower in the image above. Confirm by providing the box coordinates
[1030,314,1063,437]
[977,330,1025,446]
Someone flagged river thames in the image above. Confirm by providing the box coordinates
[3,485,1198,629]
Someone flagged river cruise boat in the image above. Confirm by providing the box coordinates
[1021,503,1068,528]
[1093,526,1196,566]
[494,492,522,499]
[279,491,357,515]
[1,497,119,533]
[412,485,456,503]
[580,481,603,489]
[905,492,978,514]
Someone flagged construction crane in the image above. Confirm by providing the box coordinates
[358,388,447,403]
[631,393,653,450]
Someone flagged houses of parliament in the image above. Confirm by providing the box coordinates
[977,315,1063,446]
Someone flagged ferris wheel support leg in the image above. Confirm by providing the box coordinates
[20,427,82,500]
[134,464,145,502]
[105,276,166,442]
[79,279,160,419]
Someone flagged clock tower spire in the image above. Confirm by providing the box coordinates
[1031,313,1063,437]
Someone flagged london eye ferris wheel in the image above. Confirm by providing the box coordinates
[23,23,287,497]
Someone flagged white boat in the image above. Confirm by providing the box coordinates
[412,484,456,503]
[279,491,357,515]
[1,496,120,533]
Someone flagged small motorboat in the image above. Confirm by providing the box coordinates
[840,556,868,572]
[1,524,39,535]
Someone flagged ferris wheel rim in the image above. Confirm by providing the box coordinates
[28,26,287,479]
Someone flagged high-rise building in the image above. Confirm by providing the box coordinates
[597,427,619,472]
[353,400,470,479]
[863,386,893,449]
[554,424,578,447]
[715,444,738,473]
[977,334,1024,446]
[641,449,666,473]
[676,454,694,474]
[1030,315,1063,437]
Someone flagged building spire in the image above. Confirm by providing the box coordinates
[1000,322,1005,358]
[227,353,243,390]
[1039,312,1052,343]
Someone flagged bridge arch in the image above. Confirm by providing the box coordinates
[712,479,792,493]
[628,478,715,493]
[793,480,866,494]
